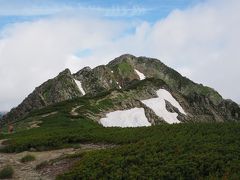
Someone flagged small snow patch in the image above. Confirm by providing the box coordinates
[141,89,186,124]
[100,108,151,127]
[134,69,146,80]
[116,81,121,89]
[28,121,42,129]
[71,106,82,116]
[41,111,57,118]
[74,79,86,95]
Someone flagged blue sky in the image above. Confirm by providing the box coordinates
[0,0,204,28]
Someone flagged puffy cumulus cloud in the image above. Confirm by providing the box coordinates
[149,0,240,103]
[0,0,240,110]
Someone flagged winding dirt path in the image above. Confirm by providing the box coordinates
[0,148,76,179]
[0,142,115,179]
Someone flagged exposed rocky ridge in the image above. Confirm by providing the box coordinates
[59,78,239,126]
[2,69,82,123]
[108,54,223,105]
[1,54,240,125]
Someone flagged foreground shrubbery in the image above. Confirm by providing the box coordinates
[0,112,152,152]
[0,165,14,179]
[20,154,36,163]
[57,123,240,179]
[1,115,240,179]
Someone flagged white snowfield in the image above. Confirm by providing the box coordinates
[100,108,151,127]
[142,89,186,124]
[74,79,86,95]
[134,69,146,80]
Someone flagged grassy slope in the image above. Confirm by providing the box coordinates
[0,91,149,152]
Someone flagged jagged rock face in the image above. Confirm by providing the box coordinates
[1,54,240,125]
[74,66,118,95]
[218,100,240,120]
[2,69,81,123]
[108,54,222,105]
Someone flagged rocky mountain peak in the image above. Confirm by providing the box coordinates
[1,54,240,126]
[75,66,91,76]
[59,68,72,76]
[108,54,136,66]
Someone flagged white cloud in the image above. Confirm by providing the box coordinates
[95,0,240,102]
[0,0,240,110]
[0,16,128,110]
[0,0,151,17]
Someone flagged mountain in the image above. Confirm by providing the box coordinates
[1,54,240,179]
[1,54,240,126]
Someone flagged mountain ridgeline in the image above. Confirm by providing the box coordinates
[1,54,240,126]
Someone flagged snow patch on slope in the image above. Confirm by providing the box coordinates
[116,81,121,89]
[74,79,86,95]
[141,89,186,124]
[100,108,151,127]
[134,69,146,80]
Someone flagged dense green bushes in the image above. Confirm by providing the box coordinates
[57,123,240,179]
[20,154,36,163]
[2,118,240,179]
[0,165,14,179]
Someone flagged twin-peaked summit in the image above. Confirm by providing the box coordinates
[73,54,151,95]
[1,54,240,126]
